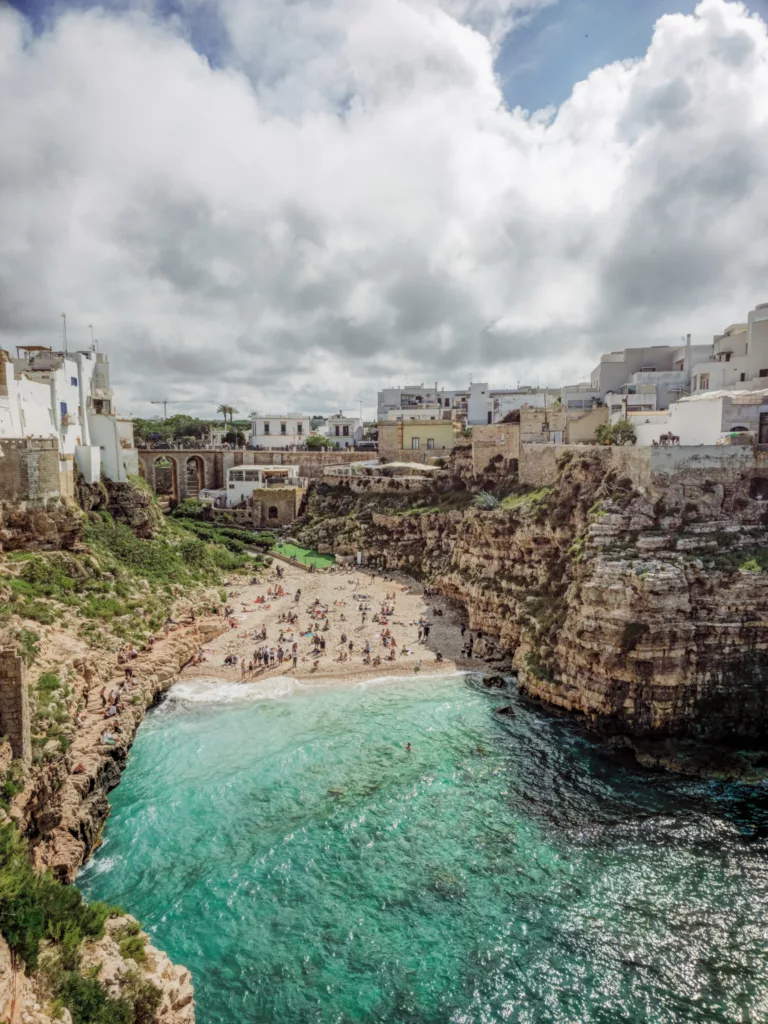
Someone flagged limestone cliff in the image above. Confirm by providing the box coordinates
[296,452,768,771]
[15,618,226,882]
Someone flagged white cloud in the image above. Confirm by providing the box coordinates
[0,0,767,418]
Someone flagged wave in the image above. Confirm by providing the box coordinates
[168,676,304,705]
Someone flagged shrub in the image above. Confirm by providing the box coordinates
[473,491,501,510]
[0,823,119,970]
[169,498,208,521]
[594,420,637,446]
[118,932,147,965]
[55,973,133,1024]
[17,629,40,665]
[122,970,163,1024]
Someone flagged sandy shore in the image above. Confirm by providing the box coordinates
[182,562,489,687]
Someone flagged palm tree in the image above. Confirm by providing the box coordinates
[216,404,231,426]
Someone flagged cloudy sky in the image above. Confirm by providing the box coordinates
[2,0,768,420]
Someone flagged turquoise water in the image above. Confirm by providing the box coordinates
[80,673,768,1024]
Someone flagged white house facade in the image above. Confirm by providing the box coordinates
[250,414,311,449]
[325,413,363,448]
[0,345,135,486]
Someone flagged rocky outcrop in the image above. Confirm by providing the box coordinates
[0,500,83,553]
[296,454,768,766]
[15,618,226,882]
[0,918,195,1024]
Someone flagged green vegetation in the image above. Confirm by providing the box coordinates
[594,420,637,446]
[500,486,552,510]
[0,495,245,653]
[305,434,335,450]
[273,541,336,568]
[707,547,768,573]
[473,491,501,510]
[0,759,27,809]
[31,671,73,761]
[171,516,270,558]
[0,821,146,1022]
[115,921,147,966]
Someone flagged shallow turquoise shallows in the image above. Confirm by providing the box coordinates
[80,673,768,1024]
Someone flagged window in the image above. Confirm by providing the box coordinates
[444,398,449,407]
[760,370,768,378]
[411,437,420,449]
[699,374,710,390]
[741,373,747,382]
[263,422,270,434]
[268,506,279,519]
[60,401,68,417]
[343,425,349,436]
[335,425,340,436]
[70,376,78,386]
[297,423,303,435]
[487,411,492,424]
[427,438,435,449]
[281,422,287,434]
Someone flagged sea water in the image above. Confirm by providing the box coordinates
[80,673,768,1024]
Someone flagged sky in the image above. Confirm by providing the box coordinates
[2,0,768,420]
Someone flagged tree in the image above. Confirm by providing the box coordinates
[305,434,335,450]
[594,420,637,446]
[217,405,239,427]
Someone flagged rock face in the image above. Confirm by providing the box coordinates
[0,918,195,1024]
[0,500,82,553]
[3,617,227,1024]
[296,454,768,755]
[17,618,226,882]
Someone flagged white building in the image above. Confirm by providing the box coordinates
[590,342,711,408]
[689,304,768,393]
[250,414,311,449]
[199,464,302,508]
[325,412,363,448]
[624,389,768,447]
[0,345,136,484]
[377,385,467,421]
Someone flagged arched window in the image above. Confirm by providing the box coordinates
[268,506,279,519]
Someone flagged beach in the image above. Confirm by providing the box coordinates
[182,562,488,685]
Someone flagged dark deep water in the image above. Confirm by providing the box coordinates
[80,672,768,1023]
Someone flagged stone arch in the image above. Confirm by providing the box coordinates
[268,505,279,520]
[154,456,178,501]
[185,456,204,498]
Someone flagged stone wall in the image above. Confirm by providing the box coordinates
[519,444,652,489]
[0,647,30,763]
[0,438,62,505]
[471,423,521,474]
[322,475,431,493]
[255,487,301,526]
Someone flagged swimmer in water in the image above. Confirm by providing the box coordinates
[406,742,412,753]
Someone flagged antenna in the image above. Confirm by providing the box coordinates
[61,313,68,354]
[89,324,95,352]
